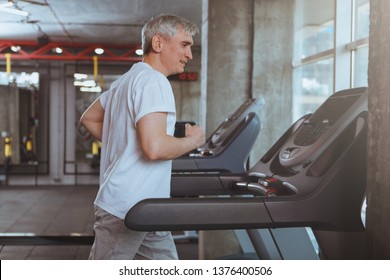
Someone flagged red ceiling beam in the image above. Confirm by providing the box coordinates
[0,40,142,62]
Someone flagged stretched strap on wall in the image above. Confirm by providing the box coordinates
[93,55,98,82]
[5,53,11,76]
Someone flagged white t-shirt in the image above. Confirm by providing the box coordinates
[95,62,176,219]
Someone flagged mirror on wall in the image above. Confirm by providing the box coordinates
[74,73,119,174]
[0,71,48,175]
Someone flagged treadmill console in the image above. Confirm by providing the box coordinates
[186,98,262,158]
[278,87,367,171]
[172,98,262,173]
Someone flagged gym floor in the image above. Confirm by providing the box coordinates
[0,185,198,260]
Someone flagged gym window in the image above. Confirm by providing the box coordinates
[292,0,370,121]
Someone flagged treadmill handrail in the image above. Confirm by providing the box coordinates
[125,197,273,231]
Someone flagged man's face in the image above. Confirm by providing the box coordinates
[160,26,194,76]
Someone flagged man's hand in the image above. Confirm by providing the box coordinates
[185,123,205,149]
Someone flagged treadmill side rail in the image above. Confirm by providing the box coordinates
[125,197,273,231]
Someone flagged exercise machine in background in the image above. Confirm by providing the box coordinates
[173,98,262,174]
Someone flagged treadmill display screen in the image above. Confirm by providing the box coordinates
[209,99,257,147]
[294,95,360,146]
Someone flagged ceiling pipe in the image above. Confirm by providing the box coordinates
[0,40,142,62]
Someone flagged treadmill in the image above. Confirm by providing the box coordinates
[125,87,368,260]
[172,98,262,173]
[171,98,262,241]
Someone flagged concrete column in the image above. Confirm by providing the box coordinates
[366,0,390,259]
[205,0,253,137]
[200,0,295,260]
[200,0,253,260]
[251,0,295,164]
[48,62,66,184]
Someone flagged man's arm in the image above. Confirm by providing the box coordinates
[80,98,104,141]
[137,112,204,160]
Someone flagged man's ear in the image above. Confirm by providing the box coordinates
[151,34,163,53]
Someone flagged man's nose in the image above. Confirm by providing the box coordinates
[186,48,193,60]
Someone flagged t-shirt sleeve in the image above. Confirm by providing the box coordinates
[99,90,109,110]
[133,77,176,126]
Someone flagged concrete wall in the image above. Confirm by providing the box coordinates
[366,0,390,259]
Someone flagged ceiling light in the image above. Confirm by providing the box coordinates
[135,49,143,56]
[74,73,88,80]
[53,47,63,54]
[11,46,21,52]
[94,48,104,55]
[80,86,102,93]
[74,80,96,87]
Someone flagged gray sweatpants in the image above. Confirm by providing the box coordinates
[88,206,178,260]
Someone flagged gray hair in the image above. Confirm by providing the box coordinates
[142,14,199,55]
